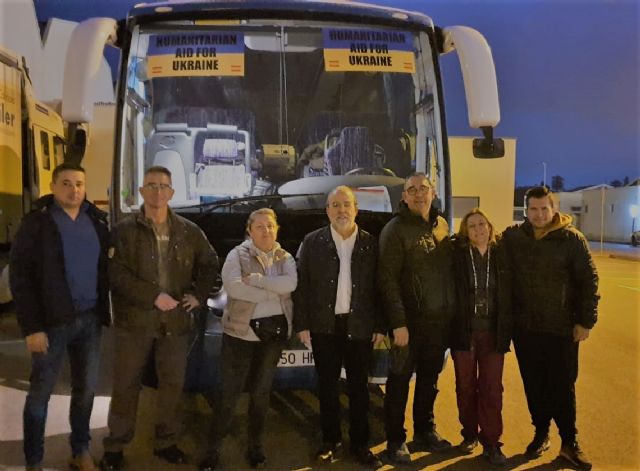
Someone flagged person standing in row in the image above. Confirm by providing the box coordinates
[101,166,218,471]
[199,208,297,471]
[295,186,384,468]
[502,186,598,470]
[378,173,454,464]
[450,208,512,465]
[11,162,110,471]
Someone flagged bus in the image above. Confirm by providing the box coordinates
[1,45,66,247]
[61,0,503,391]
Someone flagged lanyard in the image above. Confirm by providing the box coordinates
[469,245,490,316]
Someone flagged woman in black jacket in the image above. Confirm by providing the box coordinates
[450,208,512,465]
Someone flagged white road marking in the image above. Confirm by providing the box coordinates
[618,285,640,292]
[0,385,111,441]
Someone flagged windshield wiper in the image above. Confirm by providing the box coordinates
[179,192,325,214]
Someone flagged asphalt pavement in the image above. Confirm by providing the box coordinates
[0,246,638,470]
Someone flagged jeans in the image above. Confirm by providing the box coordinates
[103,329,189,452]
[23,311,102,467]
[311,315,372,449]
[452,331,504,446]
[209,333,284,453]
[384,333,447,446]
[513,329,579,443]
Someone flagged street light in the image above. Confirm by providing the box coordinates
[542,161,547,187]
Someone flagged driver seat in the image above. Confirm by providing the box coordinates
[325,126,377,175]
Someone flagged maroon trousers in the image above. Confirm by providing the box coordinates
[451,331,504,446]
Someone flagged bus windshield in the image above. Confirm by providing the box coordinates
[118,22,444,213]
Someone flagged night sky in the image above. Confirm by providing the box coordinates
[34,0,639,189]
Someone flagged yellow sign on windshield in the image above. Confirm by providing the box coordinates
[323,29,415,73]
[147,32,244,77]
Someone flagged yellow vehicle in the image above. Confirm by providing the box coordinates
[0,46,66,246]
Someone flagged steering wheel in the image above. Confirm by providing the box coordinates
[345,167,396,177]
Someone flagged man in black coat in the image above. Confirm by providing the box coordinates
[502,186,599,470]
[10,163,110,471]
[294,186,384,468]
[377,173,453,463]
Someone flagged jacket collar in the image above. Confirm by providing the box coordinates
[35,194,106,221]
[240,238,288,263]
[397,200,439,229]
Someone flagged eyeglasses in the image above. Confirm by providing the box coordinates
[404,185,431,196]
[143,183,172,191]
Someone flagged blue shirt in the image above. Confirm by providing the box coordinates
[51,201,100,312]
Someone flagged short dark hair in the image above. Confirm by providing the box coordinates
[144,166,172,181]
[404,172,433,189]
[525,186,554,208]
[52,162,85,182]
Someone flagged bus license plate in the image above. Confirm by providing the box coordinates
[278,349,315,368]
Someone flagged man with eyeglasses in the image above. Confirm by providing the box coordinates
[100,166,218,470]
[11,162,110,471]
[378,172,454,463]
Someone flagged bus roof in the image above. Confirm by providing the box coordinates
[128,0,433,29]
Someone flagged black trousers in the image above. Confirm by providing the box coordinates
[210,333,285,453]
[513,329,579,443]
[311,316,372,450]
[384,333,447,446]
[104,329,189,452]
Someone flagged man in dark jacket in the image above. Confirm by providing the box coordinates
[10,162,110,471]
[100,166,218,470]
[378,173,453,463]
[502,186,598,470]
[295,186,384,468]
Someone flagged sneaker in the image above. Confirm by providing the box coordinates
[100,451,124,471]
[384,442,411,464]
[198,451,219,471]
[483,445,507,466]
[246,449,267,469]
[315,442,342,462]
[153,444,187,465]
[70,451,97,471]
[559,442,592,470]
[351,447,383,469]
[457,437,479,454]
[414,430,452,452]
[525,432,550,458]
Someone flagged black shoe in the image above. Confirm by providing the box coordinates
[457,437,479,455]
[384,442,411,464]
[198,451,219,471]
[100,451,124,471]
[525,432,550,459]
[559,442,592,470]
[154,444,187,465]
[483,445,507,465]
[246,449,266,469]
[315,442,342,462]
[351,448,382,469]
[414,430,452,452]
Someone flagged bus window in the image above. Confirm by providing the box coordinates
[53,136,65,166]
[40,131,51,170]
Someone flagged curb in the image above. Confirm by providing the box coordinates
[609,254,640,262]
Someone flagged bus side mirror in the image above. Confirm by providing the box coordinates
[473,126,504,159]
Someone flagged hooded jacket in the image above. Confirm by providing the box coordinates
[10,194,111,336]
[221,239,297,338]
[377,201,453,339]
[501,213,599,336]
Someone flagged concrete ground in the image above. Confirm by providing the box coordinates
[0,247,638,470]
